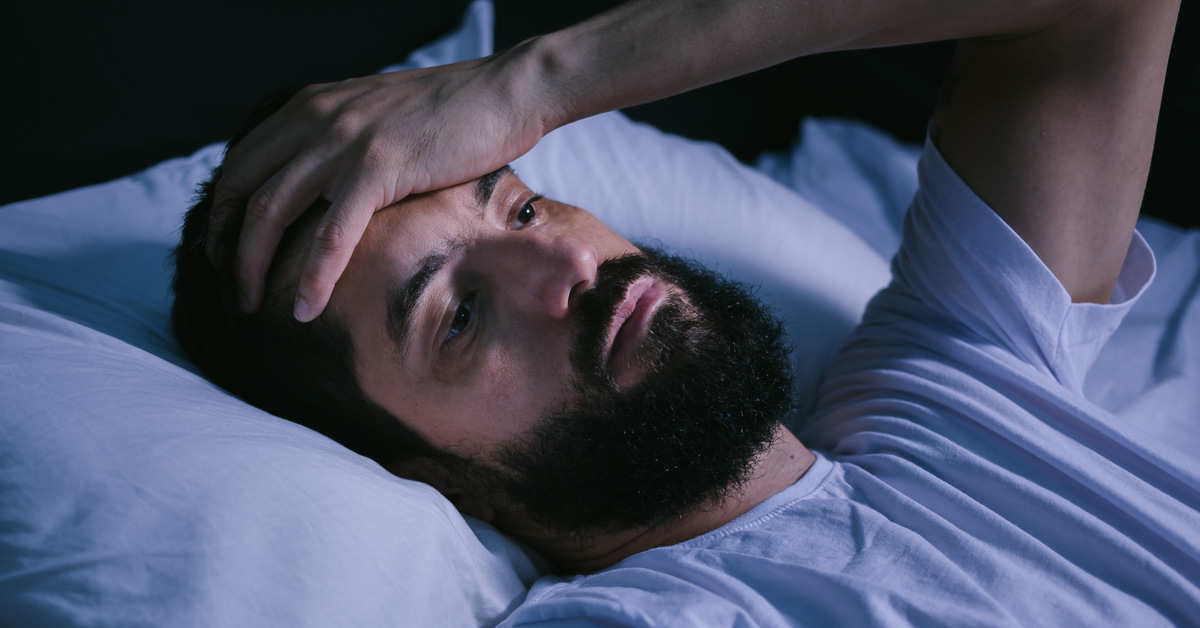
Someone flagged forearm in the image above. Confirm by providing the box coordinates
[502,0,1079,131]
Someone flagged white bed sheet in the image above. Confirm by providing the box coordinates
[3,1,1197,625]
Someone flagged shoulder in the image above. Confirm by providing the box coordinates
[865,138,1154,391]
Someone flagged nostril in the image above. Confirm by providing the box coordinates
[566,278,593,313]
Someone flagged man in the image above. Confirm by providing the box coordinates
[174,0,1198,623]
[176,95,806,569]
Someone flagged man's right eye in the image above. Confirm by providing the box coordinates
[445,293,476,344]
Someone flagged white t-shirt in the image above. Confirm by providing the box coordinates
[503,140,1200,627]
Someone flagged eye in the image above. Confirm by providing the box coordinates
[510,196,543,230]
[445,293,476,344]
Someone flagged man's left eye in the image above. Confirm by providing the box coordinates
[445,294,476,343]
[511,197,542,229]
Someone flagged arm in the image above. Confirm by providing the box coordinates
[214,0,1163,320]
[521,0,1078,127]
[928,0,1178,303]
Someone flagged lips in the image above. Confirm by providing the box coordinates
[605,277,667,374]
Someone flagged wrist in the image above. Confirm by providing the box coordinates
[493,32,578,135]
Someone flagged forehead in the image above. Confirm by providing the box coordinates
[354,175,492,265]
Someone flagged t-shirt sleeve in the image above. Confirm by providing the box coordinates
[875,137,1156,392]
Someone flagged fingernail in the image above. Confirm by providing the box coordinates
[294,296,315,322]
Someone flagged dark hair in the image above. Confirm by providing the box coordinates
[171,86,438,465]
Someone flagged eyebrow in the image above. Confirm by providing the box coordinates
[384,166,512,357]
[475,165,512,210]
[386,253,447,356]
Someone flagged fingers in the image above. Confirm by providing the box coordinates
[232,152,330,313]
[204,83,341,280]
[292,182,393,322]
[206,146,292,268]
[201,65,510,322]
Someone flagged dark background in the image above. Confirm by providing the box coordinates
[4,1,1195,226]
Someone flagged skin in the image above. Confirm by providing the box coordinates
[327,168,815,570]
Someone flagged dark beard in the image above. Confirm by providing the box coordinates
[472,248,796,536]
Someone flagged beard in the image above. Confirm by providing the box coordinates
[458,247,797,536]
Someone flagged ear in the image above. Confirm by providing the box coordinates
[385,457,496,523]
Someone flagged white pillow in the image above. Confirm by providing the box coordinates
[0,0,916,624]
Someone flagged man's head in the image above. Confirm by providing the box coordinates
[173,88,796,540]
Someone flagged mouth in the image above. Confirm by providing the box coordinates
[605,276,668,378]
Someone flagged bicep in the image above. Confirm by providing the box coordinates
[930,0,1179,303]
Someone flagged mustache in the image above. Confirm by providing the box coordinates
[570,254,660,388]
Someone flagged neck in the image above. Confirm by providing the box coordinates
[500,424,815,574]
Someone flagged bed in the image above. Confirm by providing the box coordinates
[2,2,1198,625]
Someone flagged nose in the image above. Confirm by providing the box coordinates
[488,233,598,319]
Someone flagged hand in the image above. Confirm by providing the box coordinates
[208,55,551,321]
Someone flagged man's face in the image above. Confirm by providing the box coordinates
[331,168,794,533]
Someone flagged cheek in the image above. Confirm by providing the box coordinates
[464,335,575,437]
[553,206,638,256]
[589,231,641,263]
